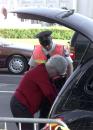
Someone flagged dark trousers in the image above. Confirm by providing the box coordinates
[39,98,51,129]
[10,96,34,130]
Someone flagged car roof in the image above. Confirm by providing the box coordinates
[12,7,93,42]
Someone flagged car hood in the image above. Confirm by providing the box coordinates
[8,42,34,51]
[12,7,93,42]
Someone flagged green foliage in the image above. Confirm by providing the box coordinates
[0,28,74,40]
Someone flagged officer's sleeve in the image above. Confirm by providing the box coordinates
[28,55,37,69]
[38,80,57,104]
[28,46,38,69]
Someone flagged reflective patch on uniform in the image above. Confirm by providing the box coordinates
[34,60,46,64]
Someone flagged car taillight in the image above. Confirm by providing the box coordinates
[70,46,76,60]
[70,52,75,60]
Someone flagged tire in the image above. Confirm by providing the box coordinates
[7,55,28,74]
[68,118,93,130]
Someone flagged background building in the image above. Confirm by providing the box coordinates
[0,0,93,28]
[0,0,93,18]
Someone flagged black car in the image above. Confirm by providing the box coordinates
[12,7,93,130]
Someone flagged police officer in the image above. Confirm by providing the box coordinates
[28,30,73,78]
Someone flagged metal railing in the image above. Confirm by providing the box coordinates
[0,90,70,130]
[0,117,70,130]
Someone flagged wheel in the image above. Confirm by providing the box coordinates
[7,55,28,74]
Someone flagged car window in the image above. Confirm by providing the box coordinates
[71,32,90,49]
[70,32,91,68]
[75,33,93,66]
[77,34,89,42]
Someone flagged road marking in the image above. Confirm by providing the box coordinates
[0,75,23,77]
[0,91,14,93]
[0,83,17,86]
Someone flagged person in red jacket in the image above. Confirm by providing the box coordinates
[10,55,68,130]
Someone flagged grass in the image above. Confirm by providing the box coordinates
[6,38,69,46]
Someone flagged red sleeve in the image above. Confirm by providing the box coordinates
[36,79,57,104]
[28,65,57,104]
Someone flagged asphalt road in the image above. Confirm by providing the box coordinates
[0,70,23,130]
[0,69,40,130]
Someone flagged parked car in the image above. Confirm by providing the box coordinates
[0,38,34,74]
[12,7,93,129]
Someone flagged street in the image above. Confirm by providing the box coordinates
[0,73,23,116]
[0,71,23,130]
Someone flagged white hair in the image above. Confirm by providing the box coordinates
[46,55,68,75]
